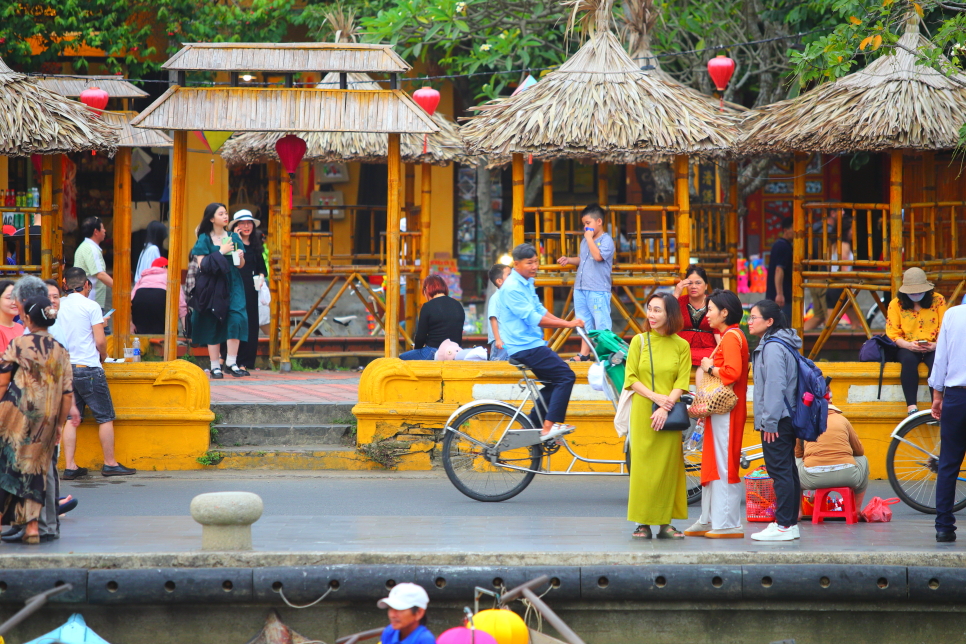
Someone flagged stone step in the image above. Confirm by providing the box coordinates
[213,424,353,447]
[211,402,356,426]
[207,445,380,471]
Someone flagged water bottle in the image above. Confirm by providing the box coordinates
[32,187,39,208]
[132,337,141,363]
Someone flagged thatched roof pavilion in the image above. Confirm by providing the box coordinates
[0,57,119,156]
[35,75,149,99]
[740,15,966,154]
[220,72,467,167]
[461,30,737,162]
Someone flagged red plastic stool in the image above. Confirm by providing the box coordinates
[811,487,859,524]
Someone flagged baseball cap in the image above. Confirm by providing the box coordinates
[152,257,169,268]
[377,583,429,610]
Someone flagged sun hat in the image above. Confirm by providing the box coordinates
[151,257,169,268]
[377,583,429,610]
[227,209,261,230]
[898,267,934,294]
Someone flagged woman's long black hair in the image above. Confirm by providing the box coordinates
[197,203,227,238]
[752,299,790,334]
[144,220,168,251]
[897,290,934,311]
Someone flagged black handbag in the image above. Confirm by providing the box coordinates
[645,331,692,431]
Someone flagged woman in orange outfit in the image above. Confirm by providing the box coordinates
[684,289,749,539]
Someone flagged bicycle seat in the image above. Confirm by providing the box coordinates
[508,357,530,369]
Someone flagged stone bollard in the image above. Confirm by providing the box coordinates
[190,491,263,551]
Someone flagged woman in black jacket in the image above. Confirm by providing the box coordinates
[400,275,465,360]
[223,210,267,376]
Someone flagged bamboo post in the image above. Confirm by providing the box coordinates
[164,131,188,361]
[674,155,691,272]
[385,133,402,358]
[279,169,293,370]
[728,161,740,288]
[40,155,54,280]
[112,147,132,358]
[889,151,904,295]
[597,162,609,207]
[922,151,936,260]
[404,163,417,336]
[420,163,432,282]
[792,153,807,343]
[267,161,280,361]
[512,154,525,248]
[543,161,554,337]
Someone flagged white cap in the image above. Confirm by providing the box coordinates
[377,583,429,610]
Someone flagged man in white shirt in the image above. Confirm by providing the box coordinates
[72,216,113,311]
[57,267,135,479]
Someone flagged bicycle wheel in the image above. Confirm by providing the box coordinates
[442,404,542,502]
[887,414,966,514]
[684,442,703,506]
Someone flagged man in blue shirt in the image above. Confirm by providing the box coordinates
[498,243,585,441]
[377,583,435,644]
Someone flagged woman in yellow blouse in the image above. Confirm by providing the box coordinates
[886,268,947,414]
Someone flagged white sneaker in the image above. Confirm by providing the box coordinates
[541,423,576,441]
[750,522,800,541]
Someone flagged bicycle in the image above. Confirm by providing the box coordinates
[886,409,966,514]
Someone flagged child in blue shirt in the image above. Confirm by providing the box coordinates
[378,583,435,644]
[487,264,511,361]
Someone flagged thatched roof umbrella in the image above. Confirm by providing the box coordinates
[219,72,469,167]
[740,15,966,154]
[0,57,119,156]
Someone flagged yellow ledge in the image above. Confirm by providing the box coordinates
[355,358,930,478]
[59,361,215,472]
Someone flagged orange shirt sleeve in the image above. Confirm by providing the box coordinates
[714,330,744,385]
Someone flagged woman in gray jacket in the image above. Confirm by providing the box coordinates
[747,299,802,542]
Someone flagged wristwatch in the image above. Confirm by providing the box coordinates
[706,366,714,376]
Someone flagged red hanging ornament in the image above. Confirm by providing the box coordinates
[275,135,307,202]
[79,86,110,116]
[412,86,440,154]
[707,55,735,112]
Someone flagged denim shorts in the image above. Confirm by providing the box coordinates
[72,367,116,424]
[573,289,612,332]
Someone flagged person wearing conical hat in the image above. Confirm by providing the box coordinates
[886,268,947,415]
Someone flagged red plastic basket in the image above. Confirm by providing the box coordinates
[744,474,777,522]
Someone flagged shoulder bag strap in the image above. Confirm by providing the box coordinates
[646,332,656,392]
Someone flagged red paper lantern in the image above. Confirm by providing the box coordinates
[79,86,110,116]
[413,86,440,116]
[707,55,735,92]
[275,134,307,178]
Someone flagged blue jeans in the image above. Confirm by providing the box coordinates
[936,388,966,533]
[511,345,576,426]
[400,346,437,360]
[573,289,612,331]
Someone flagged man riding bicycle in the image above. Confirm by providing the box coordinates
[497,243,585,441]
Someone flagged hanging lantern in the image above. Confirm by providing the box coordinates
[471,610,529,644]
[193,131,234,184]
[79,86,110,116]
[412,86,440,155]
[707,55,735,112]
[275,135,307,202]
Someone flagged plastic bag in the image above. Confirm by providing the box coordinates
[588,362,606,392]
[860,497,900,523]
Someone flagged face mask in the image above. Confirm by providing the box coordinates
[908,292,925,302]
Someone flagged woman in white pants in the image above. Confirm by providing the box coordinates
[685,290,749,538]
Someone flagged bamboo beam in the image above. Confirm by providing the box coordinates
[543,161,554,337]
[792,153,807,343]
[403,163,417,337]
[385,133,402,358]
[922,151,936,261]
[598,162,609,207]
[420,162,432,282]
[512,154,525,248]
[674,155,691,272]
[279,168,294,370]
[164,131,188,361]
[728,161,739,285]
[112,147,132,358]
[267,161,280,360]
[889,151,904,295]
[40,155,54,280]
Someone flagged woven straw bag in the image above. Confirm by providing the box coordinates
[688,329,742,419]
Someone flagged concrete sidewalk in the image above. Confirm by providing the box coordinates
[209,370,360,404]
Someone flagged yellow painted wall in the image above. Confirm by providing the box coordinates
[354,359,929,478]
[180,136,231,261]
[59,361,214,471]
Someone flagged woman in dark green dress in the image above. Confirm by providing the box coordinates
[190,203,248,379]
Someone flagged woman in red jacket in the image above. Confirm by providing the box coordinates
[684,289,749,539]
[673,265,718,368]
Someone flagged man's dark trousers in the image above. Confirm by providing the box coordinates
[936,388,966,534]
[511,345,575,427]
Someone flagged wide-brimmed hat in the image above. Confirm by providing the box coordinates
[898,267,934,294]
[227,209,261,230]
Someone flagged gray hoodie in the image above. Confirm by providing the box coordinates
[752,328,802,433]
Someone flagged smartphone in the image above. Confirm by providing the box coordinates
[103,308,116,319]
[916,340,928,345]
[584,227,593,232]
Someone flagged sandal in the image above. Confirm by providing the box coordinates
[656,525,685,540]
[632,525,652,539]
[568,354,592,363]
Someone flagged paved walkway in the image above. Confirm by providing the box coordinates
[209,370,360,404]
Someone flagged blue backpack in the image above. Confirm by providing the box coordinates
[763,337,829,442]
